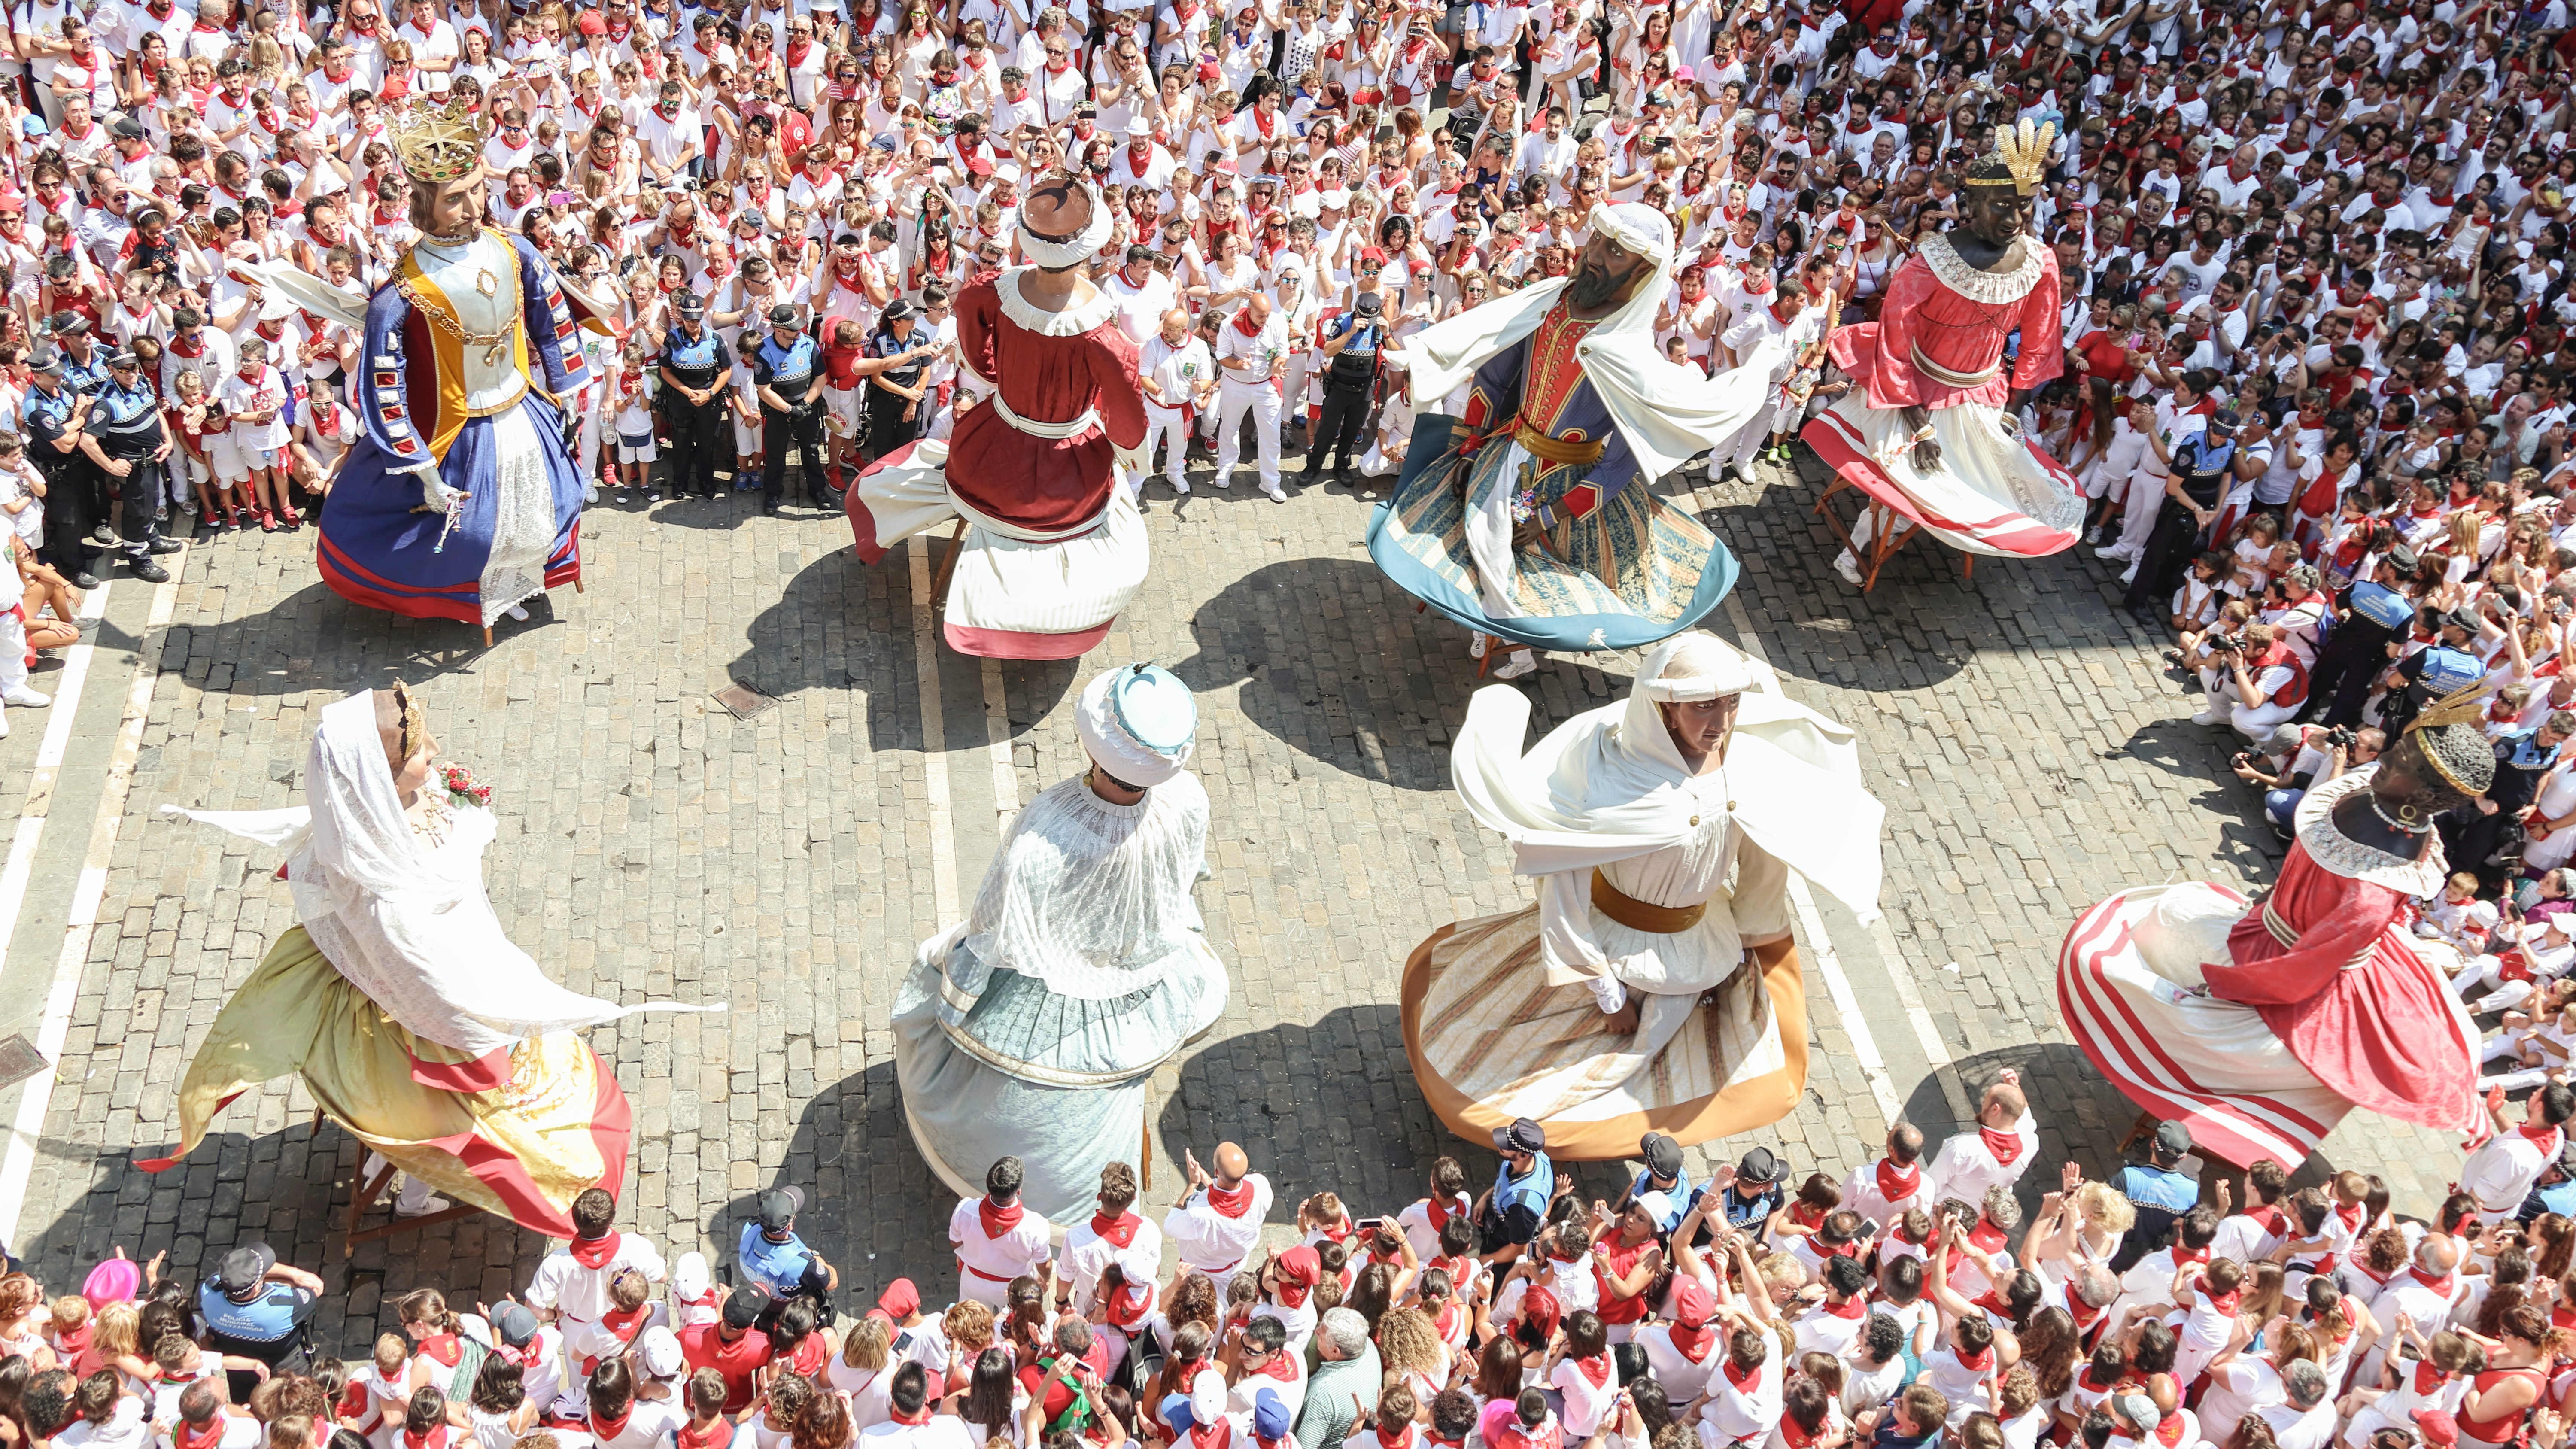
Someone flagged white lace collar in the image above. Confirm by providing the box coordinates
[995,267,1117,336]
[1918,231,2047,307]
[2293,768,2447,896]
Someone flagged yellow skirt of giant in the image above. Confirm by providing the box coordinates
[141,925,631,1237]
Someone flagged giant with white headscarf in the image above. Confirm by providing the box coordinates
[892,663,1231,1220]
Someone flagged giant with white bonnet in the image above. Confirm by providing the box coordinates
[891,663,1229,1220]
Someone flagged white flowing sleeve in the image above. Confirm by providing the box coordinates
[1731,832,1791,944]
[1538,869,1625,1013]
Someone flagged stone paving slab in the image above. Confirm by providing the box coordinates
[0,441,2462,1352]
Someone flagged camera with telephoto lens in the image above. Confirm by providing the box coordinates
[2207,633,2243,654]
[2325,726,2358,749]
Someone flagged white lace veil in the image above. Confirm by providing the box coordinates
[172,689,719,1056]
[955,766,1215,1001]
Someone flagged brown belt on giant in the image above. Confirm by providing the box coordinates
[1513,419,1608,468]
[1591,869,1707,933]
[1908,342,2002,390]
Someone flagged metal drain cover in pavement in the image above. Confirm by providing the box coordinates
[713,683,778,721]
[0,1035,47,1090]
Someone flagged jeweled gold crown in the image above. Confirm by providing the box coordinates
[1966,117,2057,195]
[386,96,483,184]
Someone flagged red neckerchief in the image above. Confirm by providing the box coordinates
[784,37,811,65]
[419,1334,462,1367]
[1252,1351,1299,1384]
[1820,1293,1866,1320]
[2195,1276,2243,1315]
[1091,1211,1141,1248]
[1981,1125,2025,1165]
[1573,1354,1610,1388]
[1376,1428,1416,1449]
[1315,1217,1354,1244]
[2519,1120,2565,1152]
[1208,1178,1255,1217]
[1968,1219,2008,1255]
[2333,1201,2366,1235]
[2172,1245,2211,1271]
[569,1231,621,1269]
[1431,1302,1462,1341]
[2153,1415,2188,1449]
[2069,1296,2106,1335]
[889,1407,933,1428]
[1107,1282,1153,1331]
[590,1407,633,1443]
[2241,1203,2284,1236]
[1722,1355,1762,1391]
[1780,1418,1825,1449]
[1425,1193,1461,1230]
[602,1303,650,1342]
[979,1196,1024,1237]
[1953,1342,1995,1373]
[176,1413,228,1449]
[1231,310,1264,340]
[1669,1318,1715,1360]
[2417,1362,2458,1394]
[1189,1422,1233,1449]
[2410,1266,2457,1298]
[1875,1158,1920,1203]
[404,1428,450,1449]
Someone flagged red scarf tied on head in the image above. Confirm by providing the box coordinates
[979,1197,1024,1238]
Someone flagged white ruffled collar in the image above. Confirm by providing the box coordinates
[2293,768,2447,896]
[995,267,1117,336]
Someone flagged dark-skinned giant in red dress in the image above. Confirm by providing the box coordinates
[2059,702,2493,1166]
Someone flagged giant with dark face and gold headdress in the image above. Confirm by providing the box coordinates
[2058,690,2495,1167]
[1800,116,2088,589]
[252,97,614,637]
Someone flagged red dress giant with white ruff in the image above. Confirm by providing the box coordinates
[847,270,1150,658]
[1801,234,2084,559]
[2059,771,2479,1166]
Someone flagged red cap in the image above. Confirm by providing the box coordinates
[2413,1412,2459,1449]
[877,1278,921,1319]
[1673,1279,1714,1328]
[577,11,605,34]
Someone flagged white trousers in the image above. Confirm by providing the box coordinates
[1835,504,1914,570]
[1139,402,1191,489]
[2104,470,2165,562]
[2197,669,2296,740]
[1213,377,1282,491]
[2454,954,2541,1013]
[0,611,29,696]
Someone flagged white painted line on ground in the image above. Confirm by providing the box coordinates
[909,538,960,922]
[981,657,1017,829]
[1718,595,1983,1122]
[0,583,114,973]
[0,564,181,1244]
[1788,875,1904,1128]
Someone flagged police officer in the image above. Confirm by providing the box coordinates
[863,299,934,465]
[79,350,180,583]
[1475,1116,1553,1260]
[2110,1121,2200,1271]
[2123,407,2244,623]
[19,349,99,589]
[197,1242,324,1401]
[750,304,826,516]
[659,291,729,500]
[1304,291,1386,486]
[48,313,114,539]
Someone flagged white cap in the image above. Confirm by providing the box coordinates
[1115,1245,1160,1287]
[636,1326,685,1381]
[673,1250,710,1302]
[1189,1369,1229,1425]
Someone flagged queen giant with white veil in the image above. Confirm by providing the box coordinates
[146,687,716,1234]
[893,664,1230,1221]
[1402,633,1886,1156]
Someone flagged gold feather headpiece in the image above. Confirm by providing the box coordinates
[1966,117,2057,195]
[386,96,483,185]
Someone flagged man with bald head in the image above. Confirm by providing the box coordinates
[1137,303,1214,504]
[1213,291,1290,501]
[1165,1140,1272,1297]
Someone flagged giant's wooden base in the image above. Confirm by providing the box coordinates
[1398,929,1808,1160]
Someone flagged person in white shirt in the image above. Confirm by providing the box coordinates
[2458,1085,2573,1226]
[857,1364,978,1449]
[161,1382,263,1449]
[948,1156,1054,1308]
[1927,1072,2041,1213]
[1165,1141,1272,1298]
[1841,1123,1936,1230]
[523,1190,671,1364]
[1636,1278,1725,1403]
[2256,1359,2339,1449]
[1209,290,1286,501]
[1396,1159,1475,1264]
[1137,304,1213,501]
[1058,1160,1163,1315]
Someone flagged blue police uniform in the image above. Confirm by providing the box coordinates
[2111,1161,2201,1271]
[660,323,731,498]
[863,325,932,464]
[197,1277,317,1372]
[20,381,93,577]
[1479,1151,1554,1255]
[1306,310,1385,478]
[2124,427,2242,616]
[1625,1166,1697,1233]
[87,377,168,559]
[751,329,827,508]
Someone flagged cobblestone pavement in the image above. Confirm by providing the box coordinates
[0,437,2463,1352]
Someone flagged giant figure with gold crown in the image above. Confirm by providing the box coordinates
[1365,204,1746,682]
[263,99,609,638]
[2059,689,2495,1168]
[1802,119,2086,589]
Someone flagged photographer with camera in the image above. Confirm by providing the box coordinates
[2233,723,2383,837]
[2193,619,2309,740]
